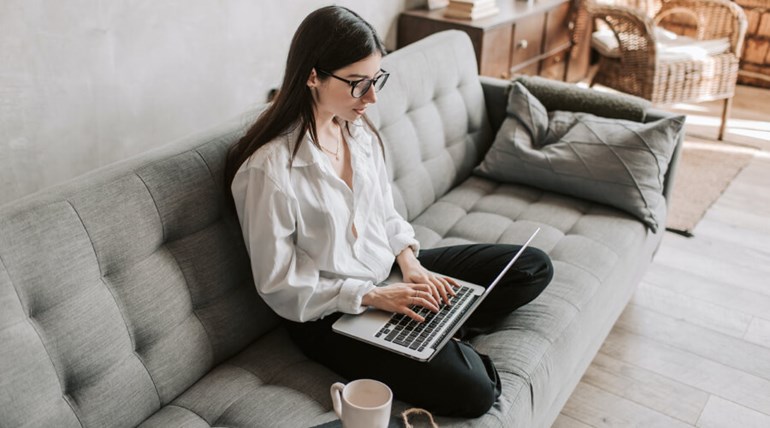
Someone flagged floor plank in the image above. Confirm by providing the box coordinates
[697,395,770,428]
[551,414,594,428]
[658,231,770,279]
[561,382,693,428]
[615,303,770,382]
[642,263,770,321]
[600,328,770,416]
[745,317,770,349]
[581,352,709,424]
[632,281,752,339]
[706,204,770,235]
[693,217,770,256]
[718,167,770,204]
[652,238,770,299]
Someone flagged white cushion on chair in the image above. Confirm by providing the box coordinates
[592,27,730,62]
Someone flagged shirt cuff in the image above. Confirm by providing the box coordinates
[338,278,377,314]
[389,233,420,258]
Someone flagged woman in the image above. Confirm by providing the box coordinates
[226,5,553,418]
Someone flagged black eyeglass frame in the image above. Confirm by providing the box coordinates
[316,68,390,98]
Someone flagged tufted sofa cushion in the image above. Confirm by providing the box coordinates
[368,30,493,222]
[0,121,278,427]
[410,175,665,427]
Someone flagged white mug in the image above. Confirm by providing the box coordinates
[330,379,393,428]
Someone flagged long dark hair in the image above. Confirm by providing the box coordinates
[225,6,387,194]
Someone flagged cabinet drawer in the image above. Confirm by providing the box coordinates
[539,52,567,80]
[511,13,545,68]
[480,25,513,79]
[545,2,571,53]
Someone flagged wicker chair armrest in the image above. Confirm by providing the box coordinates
[656,0,748,55]
[589,4,658,59]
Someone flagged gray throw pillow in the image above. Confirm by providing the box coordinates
[475,82,684,232]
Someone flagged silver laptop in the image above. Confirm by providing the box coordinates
[333,228,540,362]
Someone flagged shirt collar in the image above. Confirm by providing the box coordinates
[290,119,372,167]
[347,120,373,157]
[291,129,320,168]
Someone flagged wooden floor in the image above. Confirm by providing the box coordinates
[554,84,770,428]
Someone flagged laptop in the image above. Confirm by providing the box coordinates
[332,228,540,362]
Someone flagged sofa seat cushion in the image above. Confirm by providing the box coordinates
[411,175,663,426]
[413,175,650,259]
[136,328,343,427]
[138,328,426,427]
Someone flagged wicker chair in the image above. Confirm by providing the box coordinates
[583,0,747,140]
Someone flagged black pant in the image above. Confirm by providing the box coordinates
[285,244,554,418]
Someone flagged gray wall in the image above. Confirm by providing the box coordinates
[0,0,425,205]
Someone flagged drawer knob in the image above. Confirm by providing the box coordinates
[568,22,575,30]
[518,39,529,49]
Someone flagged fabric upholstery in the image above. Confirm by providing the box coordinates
[475,82,683,232]
[409,174,666,426]
[0,115,279,427]
[513,75,650,122]
[0,30,676,428]
[368,30,493,222]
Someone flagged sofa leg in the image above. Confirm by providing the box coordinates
[718,97,732,141]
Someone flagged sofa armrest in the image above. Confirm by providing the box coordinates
[479,75,510,134]
[514,76,652,121]
[481,75,653,132]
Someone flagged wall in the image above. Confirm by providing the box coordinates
[0,0,425,205]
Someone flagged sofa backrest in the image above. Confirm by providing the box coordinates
[0,116,277,427]
[0,29,492,427]
[369,30,493,222]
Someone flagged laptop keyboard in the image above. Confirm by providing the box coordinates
[375,286,475,352]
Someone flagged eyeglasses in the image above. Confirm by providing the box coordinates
[317,68,390,98]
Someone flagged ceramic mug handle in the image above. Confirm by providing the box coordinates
[330,382,346,419]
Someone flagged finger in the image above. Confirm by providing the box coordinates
[439,277,456,299]
[444,276,461,288]
[404,307,425,323]
[421,286,440,308]
[431,276,450,305]
[409,291,429,308]
[415,297,439,313]
[443,277,457,296]
[422,281,441,305]
[437,278,454,306]
[412,284,437,307]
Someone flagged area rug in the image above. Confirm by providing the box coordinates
[666,140,757,235]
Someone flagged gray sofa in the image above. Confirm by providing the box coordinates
[0,31,682,427]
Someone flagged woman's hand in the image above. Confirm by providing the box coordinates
[401,263,459,307]
[362,283,441,322]
[396,248,459,307]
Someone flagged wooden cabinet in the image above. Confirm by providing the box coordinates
[735,0,770,88]
[510,12,545,76]
[398,0,589,82]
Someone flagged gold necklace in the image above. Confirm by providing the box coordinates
[320,127,341,161]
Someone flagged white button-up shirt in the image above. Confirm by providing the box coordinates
[231,120,420,322]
